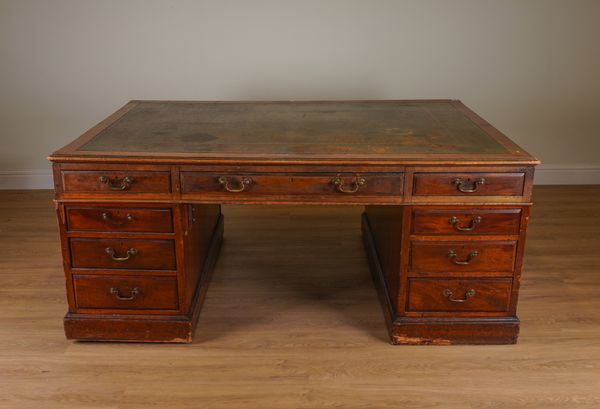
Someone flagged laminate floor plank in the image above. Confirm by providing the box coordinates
[0,187,599,408]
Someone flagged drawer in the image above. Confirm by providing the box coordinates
[410,241,516,273]
[412,208,521,235]
[70,238,176,270]
[73,275,179,310]
[181,172,403,197]
[66,206,173,233]
[62,170,171,193]
[412,172,524,196]
[407,278,512,312]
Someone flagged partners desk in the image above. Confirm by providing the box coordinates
[49,100,539,345]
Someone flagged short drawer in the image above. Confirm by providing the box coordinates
[410,241,516,273]
[412,172,524,196]
[407,278,512,312]
[73,275,179,310]
[181,172,403,198]
[70,238,176,270]
[66,206,173,233]
[62,170,171,193]
[412,208,521,235]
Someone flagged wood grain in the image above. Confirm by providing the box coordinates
[1,187,599,408]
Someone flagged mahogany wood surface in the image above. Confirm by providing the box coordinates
[412,172,525,196]
[73,275,179,311]
[406,278,513,313]
[49,100,539,344]
[409,241,517,273]
[69,238,177,271]
[62,170,172,193]
[411,207,522,235]
[66,206,174,233]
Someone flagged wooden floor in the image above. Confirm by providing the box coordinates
[1,186,599,408]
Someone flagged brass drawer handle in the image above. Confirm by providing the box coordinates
[105,247,138,261]
[110,287,140,301]
[449,215,482,231]
[99,175,133,191]
[218,176,253,192]
[451,177,485,193]
[102,212,134,223]
[332,175,366,193]
[443,288,476,303]
[448,250,479,265]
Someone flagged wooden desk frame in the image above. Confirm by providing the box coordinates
[49,100,538,344]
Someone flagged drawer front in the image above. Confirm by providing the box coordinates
[410,241,516,273]
[70,238,176,270]
[181,172,403,197]
[412,209,521,235]
[66,206,173,233]
[62,170,171,193]
[74,275,178,310]
[413,172,524,196]
[407,278,512,312]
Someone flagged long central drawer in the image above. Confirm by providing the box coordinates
[181,172,403,199]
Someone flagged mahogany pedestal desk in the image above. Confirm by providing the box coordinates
[49,100,539,345]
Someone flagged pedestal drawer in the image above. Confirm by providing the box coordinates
[410,241,516,273]
[407,278,512,312]
[411,208,521,235]
[70,238,176,270]
[74,275,179,310]
[412,172,524,196]
[66,206,173,233]
[62,170,171,193]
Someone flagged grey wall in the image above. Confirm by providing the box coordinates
[1,0,599,182]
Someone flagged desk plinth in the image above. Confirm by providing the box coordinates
[49,100,538,344]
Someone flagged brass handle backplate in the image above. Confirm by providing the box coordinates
[110,287,140,301]
[449,215,482,231]
[332,175,366,194]
[448,250,479,265]
[218,176,253,193]
[102,212,134,224]
[105,247,138,262]
[442,288,476,303]
[99,175,133,191]
[451,177,485,193]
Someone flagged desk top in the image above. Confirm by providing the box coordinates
[50,100,538,165]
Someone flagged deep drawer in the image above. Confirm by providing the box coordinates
[62,170,171,193]
[410,241,516,273]
[407,278,512,312]
[181,172,403,198]
[66,206,173,233]
[411,208,521,235]
[412,172,525,196]
[73,275,179,310]
[70,238,176,270]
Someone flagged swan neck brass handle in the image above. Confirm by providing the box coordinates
[442,288,476,303]
[218,176,253,193]
[110,287,140,301]
[448,250,479,265]
[99,175,133,191]
[332,175,366,193]
[451,177,485,193]
[449,215,482,231]
[105,247,138,262]
[102,212,134,223]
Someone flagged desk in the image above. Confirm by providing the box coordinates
[49,100,539,344]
